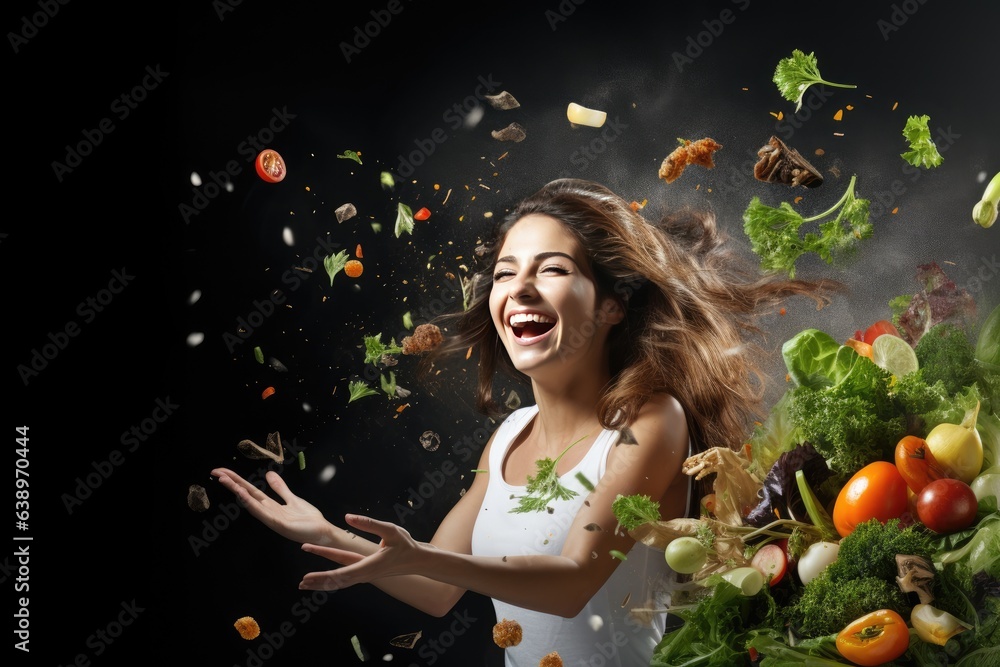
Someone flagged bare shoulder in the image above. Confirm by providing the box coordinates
[626,393,687,448]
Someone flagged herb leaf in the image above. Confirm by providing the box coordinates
[612,493,662,531]
[900,114,943,169]
[324,250,350,286]
[742,174,872,278]
[380,371,397,399]
[395,202,415,238]
[509,433,591,514]
[348,380,379,403]
[773,50,856,113]
[337,149,362,164]
[363,333,404,365]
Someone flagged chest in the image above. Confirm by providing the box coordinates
[500,428,604,487]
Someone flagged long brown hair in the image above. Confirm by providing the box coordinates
[425,178,840,454]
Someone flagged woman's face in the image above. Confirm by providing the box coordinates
[489,214,620,378]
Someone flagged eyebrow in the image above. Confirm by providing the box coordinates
[494,251,580,266]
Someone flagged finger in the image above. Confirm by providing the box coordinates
[261,470,302,505]
[344,513,398,540]
[299,570,348,591]
[214,472,270,505]
[301,543,365,566]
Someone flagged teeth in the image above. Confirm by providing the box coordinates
[509,312,555,326]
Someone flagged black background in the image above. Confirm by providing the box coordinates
[7,1,1000,666]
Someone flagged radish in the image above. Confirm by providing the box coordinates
[751,543,788,587]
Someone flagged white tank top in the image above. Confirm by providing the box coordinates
[470,405,675,667]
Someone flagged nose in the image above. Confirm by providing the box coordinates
[506,271,538,301]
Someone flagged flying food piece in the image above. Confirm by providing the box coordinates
[492,619,523,648]
[255,149,286,183]
[753,136,823,188]
[658,138,723,183]
[389,630,422,648]
[491,123,527,143]
[485,91,520,110]
[237,431,285,463]
[187,484,210,512]
[419,430,441,452]
[566,102,607,128]
[401,324,443,355]
[234,616,260,640]
[539,652,563,667]
[335,203,358,223]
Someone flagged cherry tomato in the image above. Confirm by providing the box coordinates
[750,543,788,586]
[895,435,949,494]
[414,207,431,221]
[862,320,902,344]
[833,461,909,538]
[836,609,909,666]
[916,478,978,534]
[255,149,286,183]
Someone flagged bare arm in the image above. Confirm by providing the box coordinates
[211,433,496,617]
[300,394,689,618]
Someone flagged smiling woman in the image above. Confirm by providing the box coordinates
[211,178,841,666]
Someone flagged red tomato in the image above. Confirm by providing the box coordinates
[833,461,909,538]
[895,435,949,494]
[836,609,909,666]
[750,543,788,586]
[861,320,902,344]
[414,207,431,221]
[916,478,978,534]
[255,149,286,183]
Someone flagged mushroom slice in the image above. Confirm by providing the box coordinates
[753,136,823,188]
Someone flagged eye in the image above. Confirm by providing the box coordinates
[542,266,570,275]
[492,269,514,281]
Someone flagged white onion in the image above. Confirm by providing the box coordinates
[566,102,607,128]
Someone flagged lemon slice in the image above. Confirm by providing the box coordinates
[871,335,919,377]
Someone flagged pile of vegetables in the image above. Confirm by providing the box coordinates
[615,285,1000,666]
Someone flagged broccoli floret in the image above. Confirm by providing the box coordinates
[788,360,906,476]
[915,322,978,396]
[785,573,910,638]
[829,518,935,582]
[784,519,937,639]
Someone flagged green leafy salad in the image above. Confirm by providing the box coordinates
[615,274,1000,666]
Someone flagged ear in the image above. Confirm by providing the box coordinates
[599,297,625,326]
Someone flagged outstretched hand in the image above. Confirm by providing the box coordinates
[211,467,333,547]
[298,514,425,591]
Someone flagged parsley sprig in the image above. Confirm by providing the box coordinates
[510,433,592,514]
[742,174,872,278]
[773,50,857,113]
[900,114,943,169]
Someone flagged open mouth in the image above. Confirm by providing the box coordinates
[509,313,556,340]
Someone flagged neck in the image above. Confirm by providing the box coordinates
[527,371,609,455]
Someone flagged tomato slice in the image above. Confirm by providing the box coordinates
[836,609,909,666]
[750,543,788,587]
[255,149,286,183]
[862,320,902,344]
[414,207,431,221]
